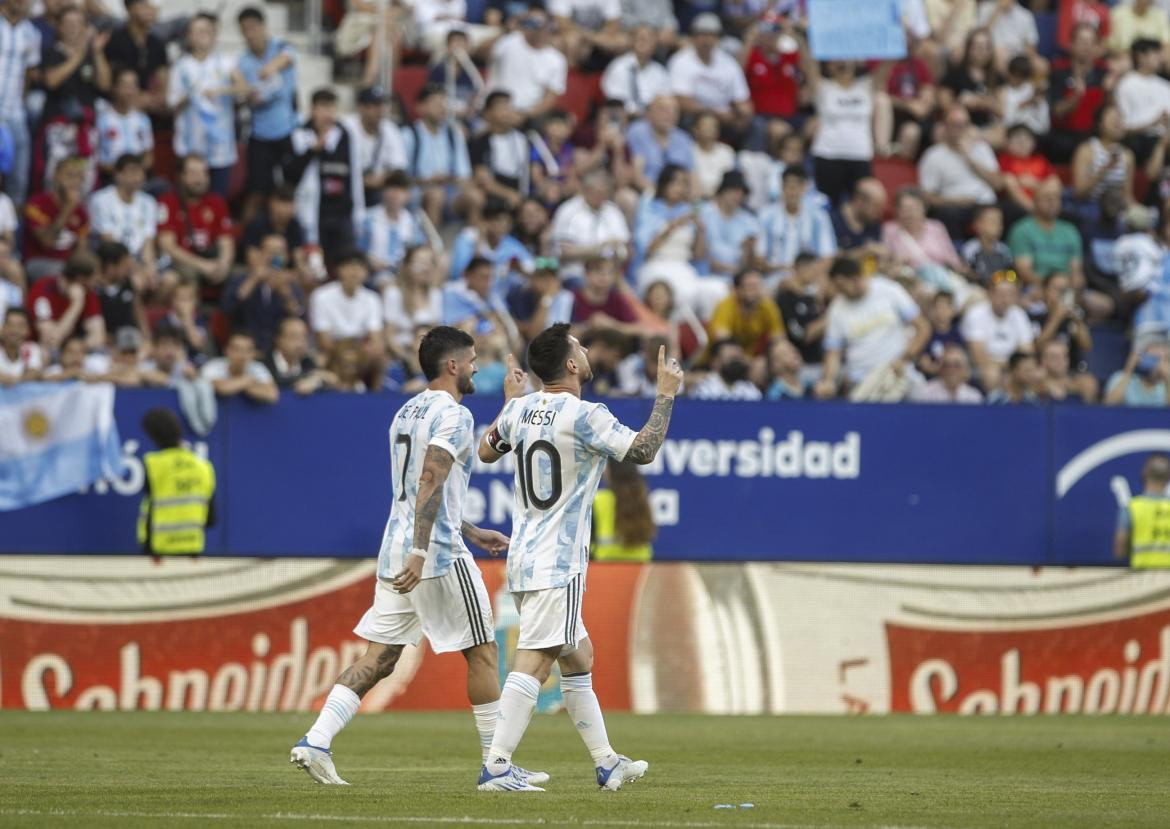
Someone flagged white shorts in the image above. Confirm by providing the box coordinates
[354,559,493,654]
[513,574,588,652]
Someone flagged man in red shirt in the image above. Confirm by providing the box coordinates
[157,155,236,286]
[28,251,106,351]
[570,256,641,337]
[743,20,803,123]
[1048,23,1111,163]
[24,157,90,279]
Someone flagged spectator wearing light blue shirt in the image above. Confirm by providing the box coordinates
[625,94,694,191]
[699,170,761,278]
[401,84,476,229]
[238,7,298,211]
[442,255,515,341]
[757,166,837,277]
[362,170,425,283]
[449,199,532,301]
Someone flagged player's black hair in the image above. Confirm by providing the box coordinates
[419,325,475,381]
[113,153,144,174]
[96,240,131,267]
[142,407,183,449]
[237,5,264,24]
[527,322,574,383]
[311,88,338,107]
[484,90,512,112]
[828,256,861,279]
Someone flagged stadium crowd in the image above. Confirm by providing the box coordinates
[0,0,1169,407]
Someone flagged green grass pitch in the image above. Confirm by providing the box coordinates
[1,711,1167,828]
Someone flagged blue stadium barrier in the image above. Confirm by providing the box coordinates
[0,389,1166,565]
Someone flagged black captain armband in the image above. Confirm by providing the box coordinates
[486,427,512,454]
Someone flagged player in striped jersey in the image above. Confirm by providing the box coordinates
[476,323,684,792]
[291,326,546,787]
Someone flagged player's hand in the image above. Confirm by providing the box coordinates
[392,553,425,594]
[503,354,528,401]
[468,527,510,556]
[655,345,684,398]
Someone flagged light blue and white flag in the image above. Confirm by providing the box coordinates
[0,383,123,511]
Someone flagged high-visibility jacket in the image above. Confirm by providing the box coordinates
[1129,495,1170,569]
[591,489,653,562]
[137,448,215,555]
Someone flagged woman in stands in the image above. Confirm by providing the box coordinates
[382,246,443,365]
[939,28,1003,145]
[1072,104,1136,216]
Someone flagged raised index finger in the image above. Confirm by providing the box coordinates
[506,353,517,370]
[657,345,666,369]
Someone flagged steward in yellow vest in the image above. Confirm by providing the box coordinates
[137,408,216,556]
[591,460,654,562]
[1116,454,1170,568]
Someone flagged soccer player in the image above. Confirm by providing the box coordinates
[290,326,545,786]
[476,323,684,792]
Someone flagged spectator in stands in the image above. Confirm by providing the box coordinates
[831,178,888,257]
[25,157,90,280]
[668,14,753,138]
[986,349,1041,403]
[691,111,736,199]
[264,316,329,394]
[138,324,196,387]
[241,185,313,291]
[508,256,575,342]
[0,0,39,208]
[1071,105,1134,218]
[96,67,154,181]
[917,290,966,378]
[578,327,625,396]
[167,13,246,199]
[364,171,425,286]
[154,279,209,362]
[400,84,475,231]
[287,88,365,264]
[529,109,581,206]
[89,154,159,283]
[690,338,763,400]
[28,250,105,352]
[1000,57,1048,142]
[578,100,638,211]
[201,330,280,403]
[551,0,627,71]
[104,0,168,120]
[1117,207,1170,343]
[222,234,304,354]
[601,25,669,117]
[776,252,827,374]
[1048,24,1111,165]
[43,333,109,380]
[1038,338,1098,403]
[442,255,516,345]
[514,196,552,256]
[626,94,694,192]
[618,0,677,49]
[699,169,761,279]
[450,199,532,296]
[237,6,298,219]
[1108,0,1170,59]
[1031,271,1094,370]
[918,104,1002,239]
[550,168,631,283]
[961,269,1033,389]
[325,341,368,393]
[94,240,144,340]
[308,251,385,387]
[939,29,1002,134]
[757,166,837,278]
[1105,340,1170,406]
[885,38,936,163]
[383,245,443,364]
[0,184,19,303]
[642,278,708,364]
[882,187,967,289]
[471,91,531,210]
[1057,0,1110,56]
[342,86,407,210]
[909,341,984,403]
[486,6,568,120]
[105,326,147,387]
[157,155,235,288]
[926,0,978,68]
[427,29,484,122]
[976,0,1040,72]
[815,256,929,400]
[1116,39,1170,167]
[741,19,803,127]
[764,337,809,400]
[708,268,783,356]
[0,308,43,383]
[1008,176,1085,293]
[571,255,640,337]
[961,204,1014,286]
[616,333,669,398]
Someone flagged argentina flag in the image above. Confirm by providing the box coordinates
[0,383,123,511]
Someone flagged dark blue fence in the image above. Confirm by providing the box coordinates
[1,389,1166,565]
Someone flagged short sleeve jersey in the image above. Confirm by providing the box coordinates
[495,392,637,592]
[378,389,476,581]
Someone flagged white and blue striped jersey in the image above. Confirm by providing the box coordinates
[377,389,475,581]
[496,392,637,592]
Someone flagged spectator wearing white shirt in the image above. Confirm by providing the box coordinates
[96,67,153,179]
[600,25,670,116]
[0,189,23,309]
[691,111,736,198]
[342,85,408,209]
[668,14,753,134]
[200,330,279,403]
[0,0,41,208]
[469,90,531,209]
[961,271,1034,391]
[550,0,627,70]
[1116,39,1170,166]
[308,252,387,387]
[550,168,631,283]
[363,170,425,285]
[977,0,1042,73]
[0,308,44,385]
[690,339,764,400]
[909,343,985,403]
[485,8,568,119]
[918,104,1003,238]
[88,154,158,282]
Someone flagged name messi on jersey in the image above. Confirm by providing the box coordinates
[519,408,558,427]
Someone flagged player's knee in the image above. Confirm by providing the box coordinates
[464,641,498,674]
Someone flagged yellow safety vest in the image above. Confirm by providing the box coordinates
[1129,495,1170,569]
[137,448,216,555]
[591,489,653,562]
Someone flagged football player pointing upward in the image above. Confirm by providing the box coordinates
[477,323,684,792]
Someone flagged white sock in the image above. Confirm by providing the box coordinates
[471,701,499,763]
[305,685,361,750]
[485,673,541,771]
[561,673,615,765]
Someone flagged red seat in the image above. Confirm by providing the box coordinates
[1053,164,1073,187]
[153,130,177,182]
[871,158,919,217]
[558,71,602,124]
[394,66,430,121]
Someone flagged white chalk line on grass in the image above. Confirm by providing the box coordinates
[0,808,945,829]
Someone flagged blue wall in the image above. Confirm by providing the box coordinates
[1,389,1167,565]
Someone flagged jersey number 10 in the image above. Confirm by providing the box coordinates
[515,440,563,510]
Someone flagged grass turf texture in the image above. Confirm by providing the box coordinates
[1,712,1166,828]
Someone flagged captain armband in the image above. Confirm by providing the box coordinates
[486,427,512,454]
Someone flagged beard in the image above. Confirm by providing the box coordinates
[457,372,476,395]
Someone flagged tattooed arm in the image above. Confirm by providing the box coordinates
[461,521,511,555]
[391,445,455,593]
[625,347,685,465]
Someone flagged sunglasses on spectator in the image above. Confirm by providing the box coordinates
[991,270,1018,285]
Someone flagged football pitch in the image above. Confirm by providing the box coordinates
[2,712,1166,828]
